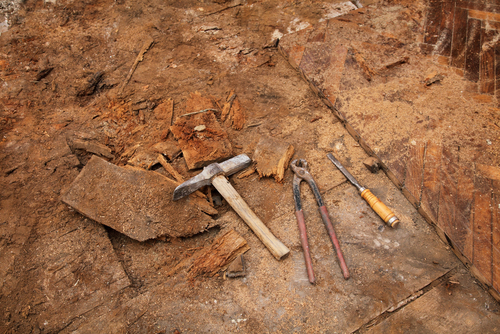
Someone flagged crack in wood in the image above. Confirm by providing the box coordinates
[352,267,458,333]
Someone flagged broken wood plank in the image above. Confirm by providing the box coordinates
[62,156,217,242]
[253,136,295,183]
[473,173,493,285]
[450,7,469,69]
[480,28,496,94]
[465,18,482,82]
[170,109,233,170]
[188,229,250,278]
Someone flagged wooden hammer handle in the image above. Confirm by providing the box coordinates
[360,189,399,228]
[211,175,290,260]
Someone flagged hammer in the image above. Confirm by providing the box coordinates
[173,154,290,260]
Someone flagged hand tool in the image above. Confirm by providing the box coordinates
[291,159,350,283]
[327,153,400,228]
[173,154,290,260]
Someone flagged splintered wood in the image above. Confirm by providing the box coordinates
[171,92,232,170]
[188,229,250,278]
[62,156,217,242]
[221,90,246,130]
[254,136,295,183]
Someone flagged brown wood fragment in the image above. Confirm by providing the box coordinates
[62,156,217,242]
[254,137,295,183]
[221,91,246,130]
[170,109,233,170]
[229,98,246,130]
[425,74,445,86]
[221,90,236,122]
[71,139,114,159]
[352,48,377,81]
[226,255,246,278]
[465,18,482,82]
[188,229,250,278]
[363,157,380,173]
[380,56,409,70]
[237,166,256,179]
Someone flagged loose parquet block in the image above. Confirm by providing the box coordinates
[480,28,496,94]
[424,1,443,45]
[465,18,482,82]
[436,1,456,56]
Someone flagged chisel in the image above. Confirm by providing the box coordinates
[327,153,400,228]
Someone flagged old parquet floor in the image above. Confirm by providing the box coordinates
[280,0,500,300]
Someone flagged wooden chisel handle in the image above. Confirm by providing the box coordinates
[360,189,400,228]
[211,175,290,260]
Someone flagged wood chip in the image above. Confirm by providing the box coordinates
[188,229,250,278]
[71,139,114,159]
[254,136,295,183]
[170,108,232,170]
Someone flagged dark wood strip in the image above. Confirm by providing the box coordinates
[435,1,456,56]
[450,7,469,69]
[420,141,442,224]
[424,1,443,45]
[465,18,482,82]
[473,173,493,285]
[480,28,496,94]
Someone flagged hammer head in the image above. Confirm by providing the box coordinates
[172,154,252,201]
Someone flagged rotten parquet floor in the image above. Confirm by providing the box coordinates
[280,0,500,300]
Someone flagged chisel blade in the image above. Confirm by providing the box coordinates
[326,153,364,192]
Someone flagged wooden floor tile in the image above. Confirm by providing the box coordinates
[465,18,482,82]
